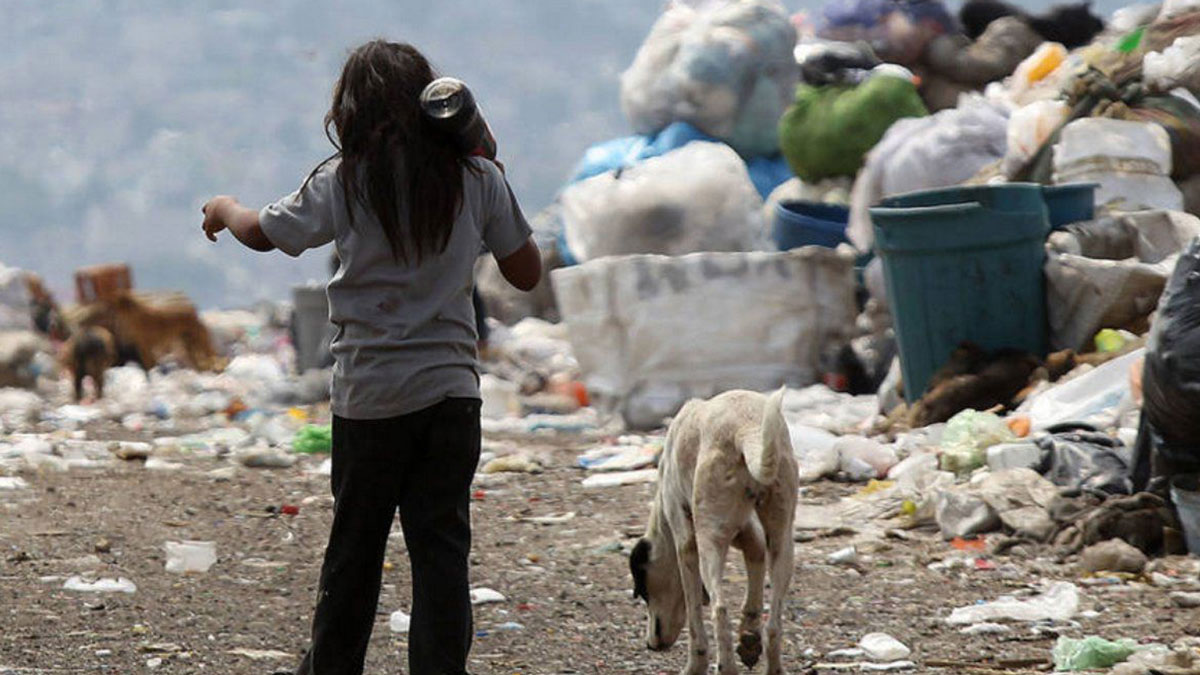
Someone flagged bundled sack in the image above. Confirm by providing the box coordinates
[1045,211,1200,352]
[847,95,1007,250]
[780,70,928,185]
[817,0,957,67]
[552,248,857,429]
[619,0,798,157]
[559,142,765,264]
[1053,118,1183,212]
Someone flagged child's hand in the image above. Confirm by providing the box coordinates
[201,195,237,242]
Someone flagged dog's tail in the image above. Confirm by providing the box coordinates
[742,388,792,485]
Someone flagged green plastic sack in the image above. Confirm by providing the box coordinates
[939,409,1016,474]
[1052,636,1139,671]
[293,424,332,455]
[779,74,928,183]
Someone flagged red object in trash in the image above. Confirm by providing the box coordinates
[950,536,987,552]
[472,490,486,501]
[280,504,300,516]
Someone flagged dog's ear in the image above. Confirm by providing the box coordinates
[630,538,651,601]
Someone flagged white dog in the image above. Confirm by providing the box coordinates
[630,389,798,674]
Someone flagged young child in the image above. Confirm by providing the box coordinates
[201,40,540,675]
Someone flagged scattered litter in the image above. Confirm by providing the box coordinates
[521,512,576,526]
[63,576,137,594]
[860,633,911,662]
[1079,539,1148,575]
[1052,636,1140,671]
[481,454,544,475]
[469,588,506,605]
[389,609,412,634]
[291,424,332,454]
[164,540,216,574]
[227,648,293,661]
[946,582,1080,625]
[829,547,859,566]
[581,469,658,488]
[0,476,29,490]
[959,623,1011,635]
[235,447,297,469]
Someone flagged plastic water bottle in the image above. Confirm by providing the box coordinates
[420,77,497,160]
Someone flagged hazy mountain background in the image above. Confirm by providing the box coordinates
[0,0,1133,308]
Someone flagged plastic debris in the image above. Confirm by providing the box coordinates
[291,424,332,454]
[860,633,911,662]
[939,409,1016,474]
[0,476,29,490]
[1052,636,1139,671]
[389,609,412,634]
[469,588,506,605]
[946,581,1080,625]
[581,469,658,488]
[63,576,137,594]
[164,540,217,574]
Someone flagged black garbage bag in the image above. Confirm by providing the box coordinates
[1036,426,1134,496]
[1133,238,1200,494]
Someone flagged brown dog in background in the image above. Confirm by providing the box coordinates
[64,326,116,402]
[103,291,222,372]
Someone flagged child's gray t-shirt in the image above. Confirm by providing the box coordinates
[259,157,532,420]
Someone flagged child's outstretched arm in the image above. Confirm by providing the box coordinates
[201,196,275,252]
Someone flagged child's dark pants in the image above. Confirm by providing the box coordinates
[296,398,481,675]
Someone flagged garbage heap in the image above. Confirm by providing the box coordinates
[471,0,1200,575]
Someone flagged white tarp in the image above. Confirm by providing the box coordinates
[552,248,857,429]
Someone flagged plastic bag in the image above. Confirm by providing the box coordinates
[1053,636,1139,671]
[292,424,332,454]
[619,0,798,157]
[817,0,955,66]
[780,72,927,184]
[1010,42,1067,94]
[1023,348,1145,432]
[1160,0,1200,20]
[1144,36,1200,95]
[847,96,1007,251]
[939,409,1017,474]
[559,142,766,264]
[1135,238,1200,490]
[945,581,1080,625]
[1036,429,1134,495]
[1003,100,1070,179]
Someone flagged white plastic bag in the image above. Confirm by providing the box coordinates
[946,581,1080,625]
[620,0,798,156]
[789,422,841,483]
[560,142,766,264]
[1003,100,1070,178]
[1144,36,1200,94]
[1022,348,1145,431]
[165,540,217,574]
[847,97,1009,251]
[1160,0,1200,20]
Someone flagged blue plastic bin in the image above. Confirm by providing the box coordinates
[1042,183,1099,230]
[773,200,850,250]
[871,183,1051,402]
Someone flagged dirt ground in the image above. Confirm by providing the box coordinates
[2,420,1198,675]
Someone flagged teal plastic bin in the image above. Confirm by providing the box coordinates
[871,183,1051,402]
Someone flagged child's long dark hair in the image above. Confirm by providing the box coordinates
[311,40,476,264]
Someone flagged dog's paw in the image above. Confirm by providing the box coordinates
[737,631,762,668]
[680,656,709,675]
